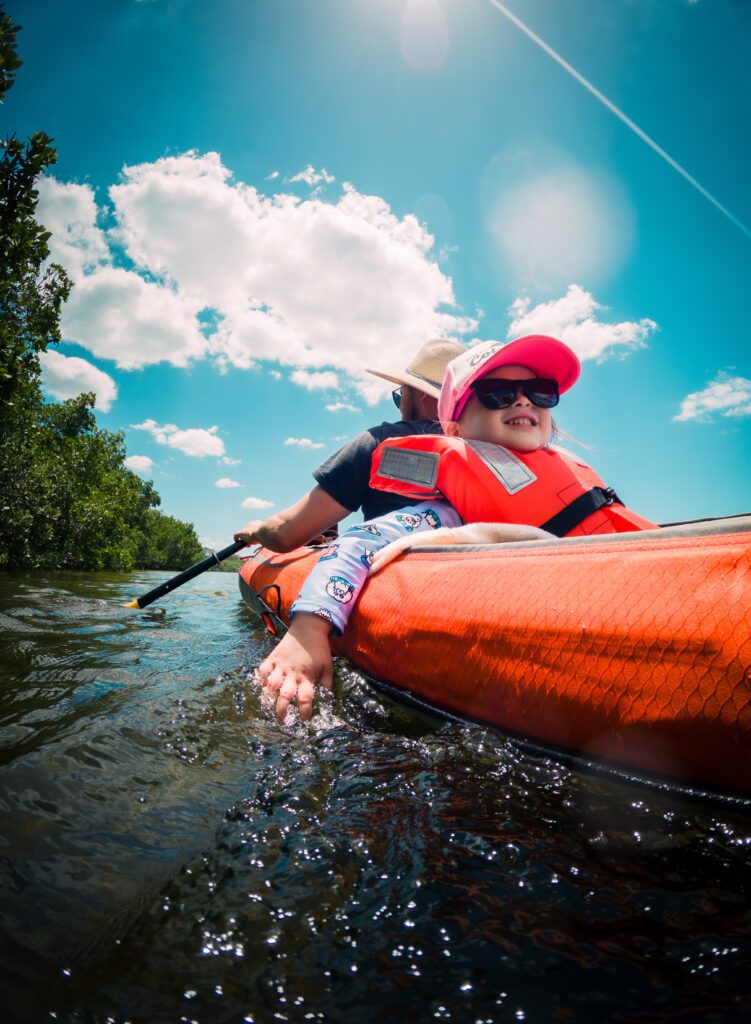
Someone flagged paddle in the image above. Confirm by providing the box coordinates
[123,540,247,609]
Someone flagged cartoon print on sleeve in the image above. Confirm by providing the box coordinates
[360,549,374,569]
[313,608,336,625]
[396,512,423,533]
[319,544,339,561]
[424,508,442,529]
[352,524,381,536]
[326,575,355,605]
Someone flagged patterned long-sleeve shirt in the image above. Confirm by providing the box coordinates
[290,499,461,634]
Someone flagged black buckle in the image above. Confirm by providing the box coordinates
[598,487,621,508]
[540,486,623,537]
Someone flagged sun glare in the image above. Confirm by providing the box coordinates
[482,145,636,291]
[399,0,450,70]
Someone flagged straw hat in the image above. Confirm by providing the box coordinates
[366,338,466,399]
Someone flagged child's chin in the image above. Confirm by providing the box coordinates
[498,432,540,451]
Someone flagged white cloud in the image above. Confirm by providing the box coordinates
[215,477,241,488]
[266,171,280,180]
[132,419,225,457]
[40,152,475,393]
[38,179,207,371]
[284,437,326,450]
[108,152,254,309]
[290,369,339,391]
[124,455,154,473]
[326,401,361,413]
[62,267,206,369]
[37,178,110,278]
[289,165,335,186]
[39,350,118,411]
[241,496,275,509]
[674,372,751,422]
[222,456,241,465]
[507,285,658,362]
[210,176,476,392]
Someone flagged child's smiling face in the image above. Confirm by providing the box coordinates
[449,364,553,452]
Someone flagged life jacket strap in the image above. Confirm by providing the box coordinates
[540,487,622,538]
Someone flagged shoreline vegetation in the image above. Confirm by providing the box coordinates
[0,11,207,575]
[0,555,246,575]
[207,555,245,573]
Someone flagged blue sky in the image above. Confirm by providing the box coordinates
[5,0,750,547]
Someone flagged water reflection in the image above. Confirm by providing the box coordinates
[1,571,750,1023]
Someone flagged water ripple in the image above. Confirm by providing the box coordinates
[1,571,750,1024]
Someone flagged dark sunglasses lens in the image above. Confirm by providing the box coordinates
[527,380,559,408]
[392,388,402,409]
[475,387,516,410]
[472,378,559,410]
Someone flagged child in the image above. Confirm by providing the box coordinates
[256,335,655,723]
[233,338,464,553]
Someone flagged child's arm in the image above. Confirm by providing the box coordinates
[256,500,460,722]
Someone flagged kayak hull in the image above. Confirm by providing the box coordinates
[239,516,751,795]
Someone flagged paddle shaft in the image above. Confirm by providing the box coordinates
[125,540,246,609]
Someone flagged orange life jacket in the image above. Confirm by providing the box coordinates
[369,435,657,537]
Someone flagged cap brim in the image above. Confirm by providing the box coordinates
[479,336,580,393]
[365,368,441,399]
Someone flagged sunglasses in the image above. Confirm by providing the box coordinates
[392,387,403,409]
[470,377,559,410]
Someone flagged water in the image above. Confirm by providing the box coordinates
[1,570,750,1024]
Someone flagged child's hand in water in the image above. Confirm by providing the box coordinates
[255,612,334,723]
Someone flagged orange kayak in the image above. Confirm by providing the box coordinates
[239,515,751,796]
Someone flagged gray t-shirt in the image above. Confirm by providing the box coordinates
[313,419,443,520]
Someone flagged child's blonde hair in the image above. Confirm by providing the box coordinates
[549,419,592,451]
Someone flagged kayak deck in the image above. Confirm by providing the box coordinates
[239,515,751,795]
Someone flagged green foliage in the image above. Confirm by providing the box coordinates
[0,390,205,571]
[2,391,145,570]
[0,119,72,406]
[1,10,70,409]
[0,8,22,103]
[136,509,203,571]
[0,14,206,574]
[208,555,245,573]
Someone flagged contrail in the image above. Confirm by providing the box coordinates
[487,0,751,241]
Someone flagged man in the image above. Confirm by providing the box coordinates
[234,338,465,551]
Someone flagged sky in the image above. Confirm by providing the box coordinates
[4,0,750,548]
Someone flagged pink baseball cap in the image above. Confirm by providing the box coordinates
[437,335,581,427]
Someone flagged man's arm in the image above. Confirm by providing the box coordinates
[234,485,351,552]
